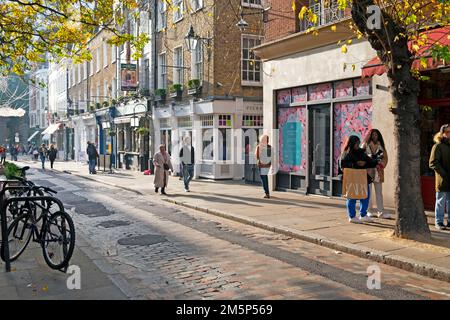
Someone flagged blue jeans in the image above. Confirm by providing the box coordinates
[89,159,96,173]
[346,184,371,219]
[40,156,45,169]
[435,192,450,225]
[260,175,269,195]
[183,164,194,190]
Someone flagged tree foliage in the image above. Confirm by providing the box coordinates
[0,0,149,75]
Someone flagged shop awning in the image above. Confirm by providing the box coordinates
[0,107,26,117]
[41,123,62,136]
[362,26,450,78]
[27,131,40,142]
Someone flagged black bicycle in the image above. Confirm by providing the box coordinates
[1,180,75,270]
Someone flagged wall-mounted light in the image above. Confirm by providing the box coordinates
[236,6,271,32]
[184,25,212,51]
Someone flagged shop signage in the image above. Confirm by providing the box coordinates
[120,64,137,91]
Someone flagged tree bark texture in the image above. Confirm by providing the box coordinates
[351,0,431,239]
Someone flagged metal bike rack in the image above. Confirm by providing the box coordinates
[0,181,65,272]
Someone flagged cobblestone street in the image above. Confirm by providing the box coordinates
[11,167,450,300]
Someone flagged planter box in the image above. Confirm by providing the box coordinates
[188,86,202,96]
[155,94,166,102]
[169,90,183,100]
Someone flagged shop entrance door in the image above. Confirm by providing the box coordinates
[308,104,331,196]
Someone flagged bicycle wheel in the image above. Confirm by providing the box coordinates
[0,212,33,262]
[41,211,75,270]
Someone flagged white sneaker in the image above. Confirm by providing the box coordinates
[349,217,361,223]
[367,211,376,218]
[184,189,190,192]
[359,215,373,222]
[377,212,392,219]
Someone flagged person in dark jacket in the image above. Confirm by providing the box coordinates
[179,137,195,192]
[340,135,380,223]
[429,124,450,230]
[38,144,47,170]
[48,144,57,169]
[86,141,99,174]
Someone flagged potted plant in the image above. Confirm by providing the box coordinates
[155,88,166,102]
[107,129,115,136]
[187,79,201,95]
[169,84,183,100]
[103,101,109,108]
[96,102,102,109]
[139,88,151,97]
[111,99,117,106]
[118,96,126,104]
[89,105,95,112]
[136,127,149,135]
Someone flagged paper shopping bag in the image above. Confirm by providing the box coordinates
[342,168,368,199]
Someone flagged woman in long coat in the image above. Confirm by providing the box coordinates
[153,144,173,195]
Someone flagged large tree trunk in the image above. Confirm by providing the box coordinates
[351,0,431,240]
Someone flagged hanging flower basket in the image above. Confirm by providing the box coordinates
[136,127,149,135]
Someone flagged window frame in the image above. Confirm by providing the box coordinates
[173,46,183,85]
[242,0,263,9]
[241,34,263,87]
[190,0,203,12]
[158,52,167,89]
[172,0,184,23]
[157,0,167,31]
[191,41,203,82]
[103,42,108,68]
[96,47,101,73]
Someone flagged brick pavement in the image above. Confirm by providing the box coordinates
[26,158,450,283]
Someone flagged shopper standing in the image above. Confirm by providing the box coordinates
[255,134,272,199]
[362,129,390,219]
[429,124,450,230]
[154,144,173,195]
[340,135,379,223]
[86,141,99,174]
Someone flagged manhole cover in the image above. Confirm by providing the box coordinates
[96,220,131,228]
[117,234,167,246]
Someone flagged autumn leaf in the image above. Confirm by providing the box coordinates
[331,25,337,32]
[292,1,296,12]
[341,45,348,53]
[299,6,308,20]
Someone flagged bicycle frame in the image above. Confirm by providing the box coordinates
[1,196,65,272]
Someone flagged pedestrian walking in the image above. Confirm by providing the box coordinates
[255,134,272,199]
[429,124,450,230]
[179,136,195,192]
[48,144,57,169]
[9,144,17,161]
[32,146,39,161]
[340,135,379,223]
[361,129,390,219]
[86,141,99,174]
[38,143,47,170]
[0,145,6,164]
[153,144,173,195]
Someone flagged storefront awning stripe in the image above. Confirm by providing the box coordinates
[41,123,61,135]
[362,26,450,78]
[27,131,40,142]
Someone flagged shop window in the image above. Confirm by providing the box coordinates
[278,106,307,174]
[277,89,291,107]
[202,128,213,160]
[178,116,192,128]
[160,129,172,155]
[333,100,373,176]
[308,82,333,101]
[218,114,232,127]
[200,115,214,127]
[242,115,263,127]
[292,87,307,103]
[219,128,232,161]
[159,118,171,129]
[354,78,372,96]
[334,80,353,98]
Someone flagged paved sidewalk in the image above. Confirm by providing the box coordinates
[20,158,450,282]
[0,233,128,299]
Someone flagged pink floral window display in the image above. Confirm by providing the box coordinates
[334,80,353,98]
[277,89,291,106]
[292,87,307,103]
[308,82,333,101]
[354,78,371,96]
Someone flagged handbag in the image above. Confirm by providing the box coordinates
[342,168,368,199]
[163,163,170,171]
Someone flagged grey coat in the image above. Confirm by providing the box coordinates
[153,151,173,188]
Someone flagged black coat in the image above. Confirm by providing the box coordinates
[339,148,379,184]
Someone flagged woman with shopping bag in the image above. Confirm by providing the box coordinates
[340,135,380,223]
